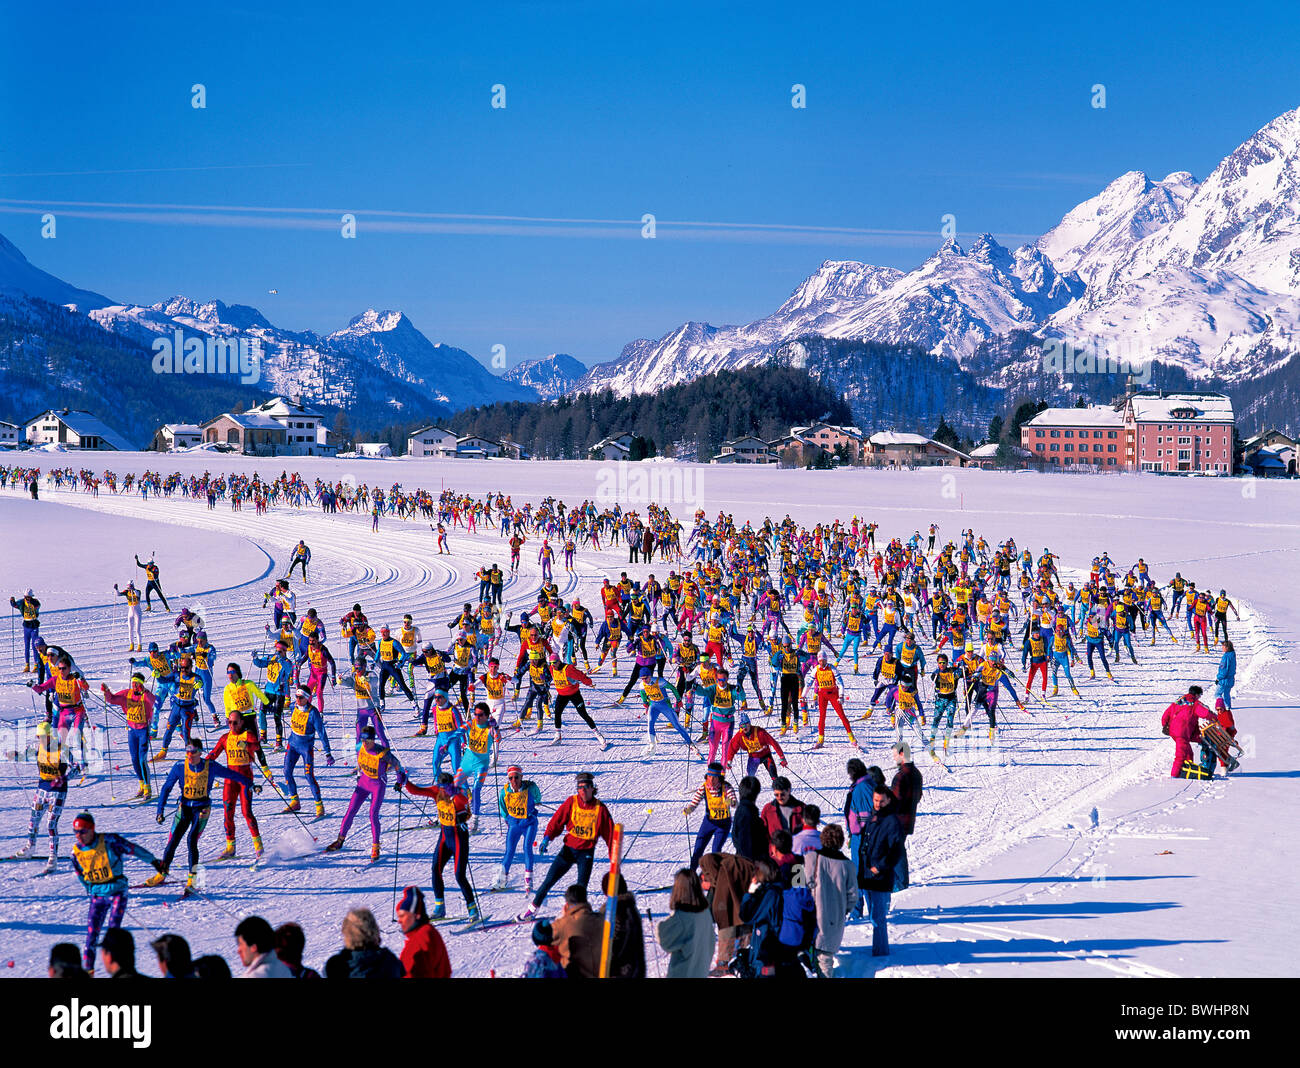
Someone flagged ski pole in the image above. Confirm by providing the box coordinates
[619,806,656,865]
[390,787,404,922]
[781,763,839,812]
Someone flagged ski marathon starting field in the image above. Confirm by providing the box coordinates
[0,455,1296,978]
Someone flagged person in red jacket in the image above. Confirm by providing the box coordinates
[515,771,614,922]
[395,885,452,978]
[1160,685,1213,777]
[724,713,787,782]
[760,777,805,840]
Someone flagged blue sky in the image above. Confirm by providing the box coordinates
[2,1,1297,371]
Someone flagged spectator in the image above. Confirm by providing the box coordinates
[150,934,193,979]
[739,859,800,978]
[889,741,923,890]
[48,942,89,981]
[698,851,756,976]
[275,922,320,979]
[769,828,798,884]
[100,928,143,979]
[325,908,404,978]
[523,920,566,978]
[843,758,873,920]
[760,777,805,840]
[804,824,857,977]
[656,868,714,978]
[731,776,768,861]
[858,783,905,957]
[551,884,604,978]
[1161,685,1213,778]
[792,804,821,855]
[235,916,293,978]
[601,871,646,979]
[394,885,452,978]
[1216,640,1236,711]
[193,955,232,979]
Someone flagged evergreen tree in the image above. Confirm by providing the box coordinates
[932,417,961,450]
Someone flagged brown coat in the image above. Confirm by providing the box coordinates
[551,902,605,979]
[698,852,757,929]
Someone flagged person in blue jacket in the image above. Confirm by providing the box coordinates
[1216,639,1236,711]
[282,685,334,818]
[150,737,252,892]
[69,811,163,973]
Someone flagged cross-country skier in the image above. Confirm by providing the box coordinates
[401,771,481,923]
[207,708,273,860]
[282,685,334,818]
[69,812,162,973]
[494,764,542,892]
[515,771,614,922]
[326,725,407,861]
[101,674,155,799]
[134,554,169,612]
[683,763,738,870]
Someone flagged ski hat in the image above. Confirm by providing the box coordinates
[575,771,595,788]
[185,737,204,755]
[396,885,426,917]
[295,686,313,701]
[531,919,554,947]
[72,812,95,832]
[149,641,159,651]
[506,765,523,777]
[706,762,724,778]
[36,719,52,738]
[738,712,751,728]
[360,725,376,740]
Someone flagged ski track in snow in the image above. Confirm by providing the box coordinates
[0,467,1293,979]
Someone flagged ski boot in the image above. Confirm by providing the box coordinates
[413,726,428,737]
[689,743,704,761]
[219,838,236,859]
[253,836,264,857]
[523,870,533,893]
[13,841,34,859]
[467,901,482,925]
[150,747,168,763]
[1089,669,1096,679]
[370,843,380,861]
[614,695,626,706]
[549,731,563,747]
[282,797,301,814]
[145,864,169,887]
[314,802,325,819]
[324,836,344,852]
[515,902,537,923]
[1051,685,1059,697]
[42,854,57,875]
[431,899,447,920]
[640,738,657,757]
[275,736,284,752]
[811,734,825,750]
[847,732,861,751]
[468,815,479,835]
[593,729,610,751]
[141,783,152,802]
[491,864,508,891]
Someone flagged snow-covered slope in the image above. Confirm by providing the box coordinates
[1037,170,1199,290]
[0,234,114,311]
[501,352,587,398]
[1115,107,1300,294]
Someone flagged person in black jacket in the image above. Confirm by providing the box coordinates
[731,776,769,861]
[325,908,403,978]
[889,742,923,891]
[601,872,646,978]
[858,784,904,957]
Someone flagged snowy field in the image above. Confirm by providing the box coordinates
[0,455,1296,978]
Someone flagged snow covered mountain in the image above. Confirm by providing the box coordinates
[1037,170,1199,290]
[574,106,1300,405]
[0,234,113,312]
[324,309,538,407]
[501,353,587,398]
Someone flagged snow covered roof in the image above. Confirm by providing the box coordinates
[247,396,325,419]
[1024,406,1124,428]
[791,423,864,438]
[163,424,201,435]
[1128,392,1234,423]
[408,424,455,438]
[26,409,133,450]
[869,432,931,446]
[1249,448,1288,469]
[202,412,285,431]
[970,442,1033,459]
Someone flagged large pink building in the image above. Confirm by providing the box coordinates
[1123,391,1235,474]
[1020,405,1128,468]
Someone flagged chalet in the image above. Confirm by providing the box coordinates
[24,409,133,451]
[148,424,202,452]
[864,432,969,468]
[714,435,778,464]
[406,425,458,458]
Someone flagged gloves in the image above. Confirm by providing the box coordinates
[155,813,165,824]
[780,758,789,767]
[24,680,34,689]
[253,784,262,794]
[681,805,692,815]
[538,837,550,854]
[326,754,336,767]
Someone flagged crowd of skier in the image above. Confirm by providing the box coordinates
[2,463,1246,978]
